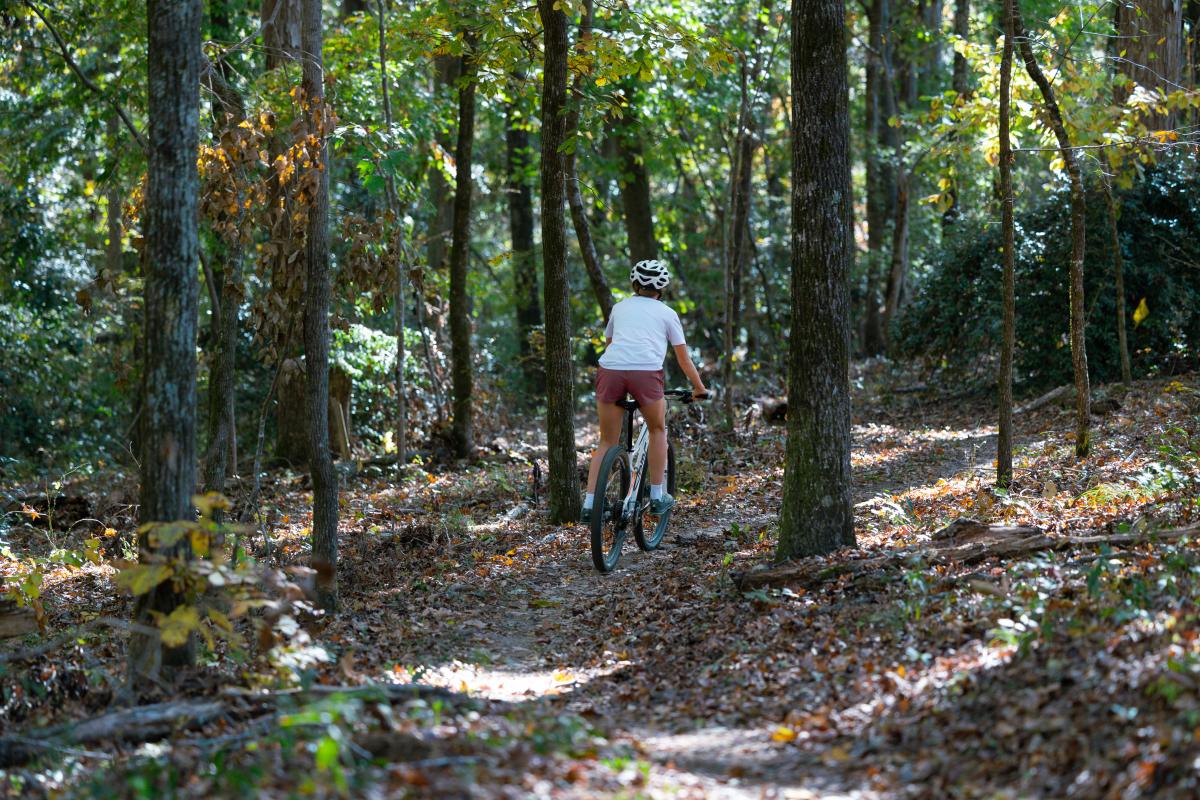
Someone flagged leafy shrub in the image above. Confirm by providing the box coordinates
[895,156,1200,391]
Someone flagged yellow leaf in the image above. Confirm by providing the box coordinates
[190,528,211,558]
[160,605,200,648]
[115,564,174,595]
[553,670,573,683]
[1133,297,1149,328]
[771,726,797,742]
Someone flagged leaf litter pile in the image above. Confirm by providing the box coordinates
[2,369,1199,798]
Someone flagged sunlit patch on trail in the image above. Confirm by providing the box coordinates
[385,661,623,702]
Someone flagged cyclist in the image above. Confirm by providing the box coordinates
[582,259,708,521]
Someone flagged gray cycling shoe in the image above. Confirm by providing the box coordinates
[579,506,593,523]
[649,493,675,516]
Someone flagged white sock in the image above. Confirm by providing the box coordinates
[650,484,664,501]
[584,492,594,508]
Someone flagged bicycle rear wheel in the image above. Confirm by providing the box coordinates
[591,445,631,572]
[634,441,676,551]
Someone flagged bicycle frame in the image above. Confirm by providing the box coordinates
[621,412,650,518]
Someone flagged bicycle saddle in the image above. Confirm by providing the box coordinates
[617,397,640,411]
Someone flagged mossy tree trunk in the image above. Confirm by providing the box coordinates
[131,0,202,676]
[776,0,855,560]
[539,0,581,524]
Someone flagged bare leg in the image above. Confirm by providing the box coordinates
[586,401,625,494]
[640,398,667,486]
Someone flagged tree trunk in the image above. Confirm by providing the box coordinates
[1114,0,1185,130]
[776,0,855,560]
[131,0,202,675]
[449,43,477,459]
[1101,177,1133,385]
[862,0,888,356]
[201,57,247,502]
[376,0,406,467]
[881,171,909,342]
[427,56,459,275]
[105,115,123,276]
[262,0,302,70]
[301,0,339,611]
[1015,2,1091,458]
[539,0,581,524]
[953,0,970,96]
[566,0,614,322]
[610,93,658,263]
[943,0,970,227]
[506,81,546,400]
[996,0,1016,489]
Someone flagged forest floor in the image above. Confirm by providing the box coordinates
[2,363,1200,798]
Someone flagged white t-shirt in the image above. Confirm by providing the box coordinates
[599,296,686,371]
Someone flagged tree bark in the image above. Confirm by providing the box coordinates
[377,0,407,467]
[506,80,547,398]
[862,0,888,356]
[610,92,659,263]
[881,172,909,342]
[449,41,477,459]
[943,0,971,227]
[1101,177,1133,385]
[566,0,614,322]
[301,0,339,611]
[262,0,302,70]
[996,0,1016,489]
[201,56,247,502]
[776,0,855,559]
[539,0,581,524]
[722,0,769,430]
[427,56,459,275]
[1114,0,1185,130]
[132,0,202,674]
[1015,2,1091,458]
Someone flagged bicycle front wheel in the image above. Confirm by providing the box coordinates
[634,441,676,551]
[591,445,631,572]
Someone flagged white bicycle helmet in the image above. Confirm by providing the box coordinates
[630,259,671,291]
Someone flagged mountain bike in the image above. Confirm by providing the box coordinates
[589,389,707,573]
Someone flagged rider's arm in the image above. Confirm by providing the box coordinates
[672,344,708,398]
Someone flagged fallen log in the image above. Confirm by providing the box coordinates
[0,601,37,640]
[0,682,474,767]
[1015,384,1071,414]
[731,522,1200,592]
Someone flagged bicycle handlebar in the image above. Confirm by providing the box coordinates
[666,389,711,404]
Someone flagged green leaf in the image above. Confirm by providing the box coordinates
[316,735,339,771]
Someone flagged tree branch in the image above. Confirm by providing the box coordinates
[25,1,148,152]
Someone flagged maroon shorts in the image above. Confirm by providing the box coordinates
[595,367,665,406]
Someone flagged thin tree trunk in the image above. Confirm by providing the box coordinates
[566,0,614,322]
[201,57,247,503]
[506,84,546,395]
[105,115,123,276]
[862,0,888,356]
[427,57,459,275]
[377,0,407,467]
[1015,2,1091,458]
[610,92,658,263]
[131,0,202,676]
[943,0,970,227]
[1101,177,1133,385]
[448,41,477,459]
[302,0,339,611]
[776,0,854,559]
[996,0,1016,489]
[539,0,581,524]
[881,171,909,341]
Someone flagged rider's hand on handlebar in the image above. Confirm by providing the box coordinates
[692,385,710,401]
